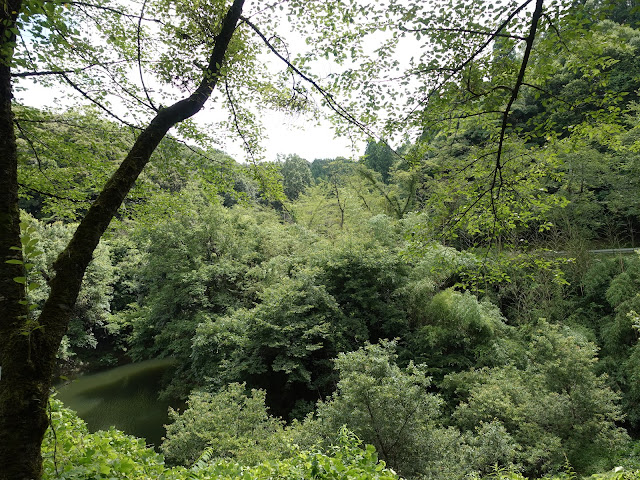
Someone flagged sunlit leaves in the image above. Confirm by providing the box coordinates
[43,398,400,479]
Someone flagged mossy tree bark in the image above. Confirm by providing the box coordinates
[0,1,245,478]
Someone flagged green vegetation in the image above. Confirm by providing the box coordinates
[5,0,640,479]
[43,399,400,480]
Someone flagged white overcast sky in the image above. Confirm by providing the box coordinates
[231,111,365,162]
[12,0,423,164]
[15,78,364,164]
[12,0,387,164]
[13,0,531,164]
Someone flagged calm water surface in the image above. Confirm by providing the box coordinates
[55,358,178,448]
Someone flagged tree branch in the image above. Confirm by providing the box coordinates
[12,60,131,78]
[17,182,84,203]
[240,15,409,165]
[401,25,527,41]
[60,72,140,129]
[492,0,544,190]
[521,81,575,107]
[66,1,164,24]
[399,0,535,126]
[137,0,158,113]
[38,0,246,351]
[241,15,373,137]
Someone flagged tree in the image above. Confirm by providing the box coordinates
[311,341,468,480]
[23,214,117,367]
[0,0,626,476]
[278,154,313,200]
[446,322,629,475]
[162,383,286,466]
[192,268,349,418]
[0,1,248,477]
[406,289,511,382]
[41,398,400,479]
[302,0,633,247]
[362,140,395,184]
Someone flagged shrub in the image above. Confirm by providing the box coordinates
[43,398,400,480]
[162,383,286,466]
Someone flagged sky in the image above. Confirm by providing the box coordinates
[12,0,531,165]
[15,76,364,164]
[227,111,365,163]
[12,0,384,165]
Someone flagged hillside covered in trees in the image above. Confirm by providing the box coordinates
[4,0,640,479]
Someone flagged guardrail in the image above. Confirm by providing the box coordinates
[550,248,639,255]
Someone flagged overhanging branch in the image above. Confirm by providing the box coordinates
[398,0,535,126]
[492,0,544,192]
[240,15,407,164]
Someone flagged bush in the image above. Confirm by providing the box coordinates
[44,398,400,480]
[310,341,471,479]
[406,289,512,380]
[447,322,630,476]
[162,383,286,466]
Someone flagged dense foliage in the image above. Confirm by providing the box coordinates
[24,114,640,477]
[43,399,400,480]
[6,0,640,479]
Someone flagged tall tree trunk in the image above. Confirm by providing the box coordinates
[0,1,245,478]
[0,1,45,478]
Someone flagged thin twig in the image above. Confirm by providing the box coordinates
[17,182,84,203]
[67,1,163,23]
[542,13,573,56]
[137,0,158,112]
[13,121,63,191]
[521,82,575,107]
[60,72,140,129]
[400,25,527,41]
[240,15,407,164]
[47,399,59,477]
[12,60,133,78]
[224,79,258,164]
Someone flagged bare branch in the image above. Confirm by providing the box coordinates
[12,69,74,77]
[465,82,513,100]
[66,1,164,23]
[440,184,495,238]
[137,0,158,113]
[13,120,68,194]
[401,25,527,41]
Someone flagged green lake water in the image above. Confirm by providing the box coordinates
[55,358,179,449]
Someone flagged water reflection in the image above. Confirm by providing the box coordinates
[55,358,178,448]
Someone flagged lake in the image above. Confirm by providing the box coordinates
[55,358,179,449]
